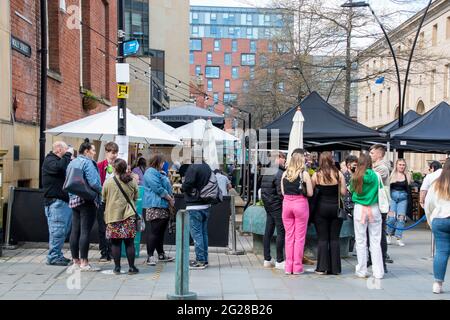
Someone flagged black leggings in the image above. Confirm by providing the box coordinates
[146,218,169,257]
[70,203,96,260]
[110,238,135,268]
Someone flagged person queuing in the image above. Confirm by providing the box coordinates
[424,158,450,294]
[311,152,347,275]
[66,139,102,272]
[96,141,119,262]
[261,152,287,270]
[350,153,384,280]
[386,159,412,247]
[420,160,443,208]
[42,141,74,266]
[102,159,139,275]
[132,157,147,186]
[214,169,232,197]
[143,155,175,266]
[280,148,313,275]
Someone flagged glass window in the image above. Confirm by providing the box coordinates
[213,92,219,103]
[228,27,235,36]
[232,67,239,79]
[224,53,232,65]
[228,13,235,24]
[259,54,267,67]
[192,12,199,23]
[211,13,217,21]
[205,66,220,79]
[192,26,199,35]
[264,14,271,25]
[246,28,253,38]
[249,67,255,79]
[241,54,256,66]
[232,40,238,52]
[214,39,221,51]
[250,41,257,53]
[210,26,218,36]
[243,80,249,92]
[189,39,202,51]
[206,52,212,65]
[195,65,201,76]
[264,28,271,38]
[207,79,213,92]
[268,42,273,52]
[247,14,253,24]
[225,79,231,92]
[189,52,194,64]
[224,93,237,103]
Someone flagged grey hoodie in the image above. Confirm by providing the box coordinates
[373,159,391,186]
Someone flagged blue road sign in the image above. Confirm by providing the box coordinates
[123,40,140,57]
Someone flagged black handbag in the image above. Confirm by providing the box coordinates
[113,177,145,232]
[63,167,97,201]
[337,173,347,220]
[298,170,308,197]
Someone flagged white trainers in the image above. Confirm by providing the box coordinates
[146,256,157,266]
[396,238,405,247]
[263,260,274,268]
[275,261,285,270]
[79,264,101,272]
[433,282,443,294]
[386,235,392,245]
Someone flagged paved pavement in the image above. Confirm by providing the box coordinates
[0,226,448,300]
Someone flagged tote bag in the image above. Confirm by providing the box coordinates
[377,173,390,214]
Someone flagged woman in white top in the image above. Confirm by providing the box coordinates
[424,158,450,294]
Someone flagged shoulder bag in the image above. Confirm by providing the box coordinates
[63,166,97,201]
[112,177,145,232]
[377,173,390,214]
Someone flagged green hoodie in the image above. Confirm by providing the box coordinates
[350,169,379,206]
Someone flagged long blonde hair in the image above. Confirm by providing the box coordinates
[433,158,450,200]
[285,150,305,182]
[389,159,411,184]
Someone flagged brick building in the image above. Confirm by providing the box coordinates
[0,0,117,197]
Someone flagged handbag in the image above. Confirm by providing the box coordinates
[63,167,97,201]
[337,172,347,220]
[377,173,390,214]
[113,177,145,232]
[298,170,308,197]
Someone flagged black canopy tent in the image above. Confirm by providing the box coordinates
[379,110,420,133]
[152,103,225,128]
[260,91,385,150]
[389,101,450,153]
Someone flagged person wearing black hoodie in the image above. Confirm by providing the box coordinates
[261,152,286,270]
[182,154,213,270]
[42,141,73,266]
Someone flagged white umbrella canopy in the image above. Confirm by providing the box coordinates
[287,107,305,163]
[45,107,181,145]
[137,116,175,134]
[202,119,219,170]
[172,119,239,142]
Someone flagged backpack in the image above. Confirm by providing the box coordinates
[199,171,223,205]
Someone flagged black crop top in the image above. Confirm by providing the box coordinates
[283,175,303,195]
[390,179,408,192]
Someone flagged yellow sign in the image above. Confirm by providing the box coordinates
[117,84,129,99]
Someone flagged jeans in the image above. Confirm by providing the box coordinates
[188,209,210,263]
[387,190,408,239]
[432,218,450,282]
[96,204,111,257]
[263,209,285,263]
[70,202,97,260]
[45,200,72,263]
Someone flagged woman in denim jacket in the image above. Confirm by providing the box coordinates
[66,139,102,272]
[143,155,175,265]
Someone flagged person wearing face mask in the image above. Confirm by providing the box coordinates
[343,155,358,217]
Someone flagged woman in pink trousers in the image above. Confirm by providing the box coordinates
[281,149,313,275]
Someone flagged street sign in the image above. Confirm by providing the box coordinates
[117,84,129,99]
[123,39,140,57]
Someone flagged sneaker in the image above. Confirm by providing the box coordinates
[189,260,207,270]
[128,266,139,275]
[285,271,292,275]
[46,259,70,266]
[146,256,157,266]
[355,272,369,279]
[433,282,443,294]
[275,261,285,270]
[386,235,392,245]
[158,254,175,262]
[113,266,121,275]
[396,238,405,247]
[263,260,275,268]
[315,271,327,275]
[79,264,101,272]
[385,254,394,264]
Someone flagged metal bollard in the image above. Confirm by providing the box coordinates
[167,209,197,300]
[226,196,245,255]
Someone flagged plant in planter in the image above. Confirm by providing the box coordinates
[412,172,424,184]
[82,90,101,111]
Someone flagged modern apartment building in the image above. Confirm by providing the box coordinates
[189,5,291,125]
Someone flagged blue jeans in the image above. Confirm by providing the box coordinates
[432,218,450,282]
[387,190,408,239]
[188,209,210,263]
[45,200,72,263]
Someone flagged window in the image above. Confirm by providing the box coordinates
[365,96,369,121]
[210,26,218,35]
[228,27,235,36]
[249,67,255,79]
[246,28,253,38]
[277,42,289,53]
[432,24,438,46]
[192,12,199,23]
[213,92,219,103]
[189,39,202,51]
[195,65,201,76]
[232,67,239,79]
[379,91,383,117]
[207,79,213,92]
[214,39,221,51]
[211,12,217,22]
[224,53,232,66]
[264,14,271,26]
[205,66,220,79]
[250,41,257,53]
[387,87,391,114]
[445,64,450,99]
[247,14,253,24]
[192,26,199,35]
[259,55,267,67]
[241,54,256,66]
[225,79,231,92]
[278,82,284,93]
[224,93,237,103]
[268,42,273,52]
[243,80,249,92]
[189,52,194,64]
[431,69,436,102]
[232,40,238,52]
[206,52,212,65]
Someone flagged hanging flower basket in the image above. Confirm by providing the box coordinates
[82,90,101,111]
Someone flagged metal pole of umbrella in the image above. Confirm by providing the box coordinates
[253,145,258,206]
[226,196,245,256]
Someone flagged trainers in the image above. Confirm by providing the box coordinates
[315,271,327,275]
[47,259,70,266]
[189,260,207,270]
[386,235,392,245]
[128,266,139,275]
[113,266,121,275]
[263,260,274,268]
[433,282,443,294]
[158,254,175,262]
[396,238,405,247]
[275,261,285,270]
[146,256,157,266]
[79,264,101,272]
[355,272,369,279]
